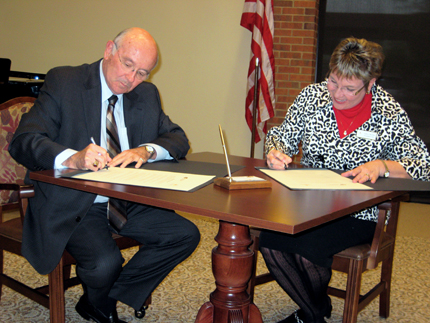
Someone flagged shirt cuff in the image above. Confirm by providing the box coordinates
[142,144,173,162]
[54,148,78,169]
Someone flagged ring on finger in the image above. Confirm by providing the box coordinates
[365,173,370,178]
[93,160,99,167]
[139,158,144,162]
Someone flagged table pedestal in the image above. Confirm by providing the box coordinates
[195,221,263,323]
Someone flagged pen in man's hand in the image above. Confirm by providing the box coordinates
[90,137,109,170]
[274,141,288,169]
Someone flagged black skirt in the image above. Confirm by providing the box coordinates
[259,216,376,268]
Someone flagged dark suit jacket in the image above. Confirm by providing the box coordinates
[8,60,190,275]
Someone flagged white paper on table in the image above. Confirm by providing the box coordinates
[68,167,215,192]
[259,168,372,190]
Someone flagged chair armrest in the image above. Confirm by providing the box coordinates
[0,183,34,199]
[0,183,21,191]
[0,183,34,224]
[18,185,34,223]
[18,185,35,199]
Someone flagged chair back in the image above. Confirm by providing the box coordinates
[366,197,403,269]
[0,97,36,209]
[0,58,11,85]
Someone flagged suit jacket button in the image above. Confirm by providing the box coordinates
[75,216,81,222]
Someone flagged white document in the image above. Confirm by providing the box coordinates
[69,167,215,192]
[259,168,372,190]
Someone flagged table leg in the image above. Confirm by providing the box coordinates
[195,221,263,323]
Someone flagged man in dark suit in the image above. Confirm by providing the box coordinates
[9,27,200,323]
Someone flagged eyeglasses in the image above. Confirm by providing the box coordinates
[113,43,150,81]
[326,78,366,96]
[354,85,366,96]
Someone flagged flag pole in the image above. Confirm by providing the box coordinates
[250,57,259,158]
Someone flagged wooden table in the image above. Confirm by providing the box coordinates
[30,152,406,323]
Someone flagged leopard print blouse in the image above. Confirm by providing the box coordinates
[265,81,430,222]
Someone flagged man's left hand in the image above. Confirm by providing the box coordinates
[108,146,156,168]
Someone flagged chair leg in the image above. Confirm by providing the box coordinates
[342,259,364,323]
[48,257,65,323]
[0,207,3,300]
[0,250,3,301]
[247,232,260,303]
[379,248,394,318]
[63,264,72,281]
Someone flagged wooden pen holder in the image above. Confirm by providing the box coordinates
[214,176,272,190]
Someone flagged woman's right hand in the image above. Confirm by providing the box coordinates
[267,149,292,169]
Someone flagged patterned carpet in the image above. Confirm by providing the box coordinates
[0,213,429,323]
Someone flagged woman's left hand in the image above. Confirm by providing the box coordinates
[341,160,383,184]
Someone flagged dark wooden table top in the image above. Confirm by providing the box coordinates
[29,152,406,234]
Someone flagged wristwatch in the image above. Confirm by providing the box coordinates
[381,160,390,177]
[144,145,155,159]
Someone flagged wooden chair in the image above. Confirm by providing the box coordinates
[0,97,35,218]
[0,97,150,322]
[248,195,407,323]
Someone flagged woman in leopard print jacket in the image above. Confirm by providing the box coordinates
[260,37,430,323]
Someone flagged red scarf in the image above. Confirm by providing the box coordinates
[334,93,372,139]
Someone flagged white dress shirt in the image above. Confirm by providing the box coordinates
[54,61,172,202]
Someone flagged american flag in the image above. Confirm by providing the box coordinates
[241,0,275,143]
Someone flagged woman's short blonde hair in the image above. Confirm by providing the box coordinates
[328,37,385,86]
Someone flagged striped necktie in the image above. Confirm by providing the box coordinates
[106,95,120,158]
[106,95,127,231]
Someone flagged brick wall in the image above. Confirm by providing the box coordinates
[270,0,320,130]
[268,0,320,161]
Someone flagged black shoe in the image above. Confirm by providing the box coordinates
[324,297,332,319]
[278,310,303,323]
[278,309,328,323]
[75,294,127,323]
[135,305,148,319]
[108,310,127,323]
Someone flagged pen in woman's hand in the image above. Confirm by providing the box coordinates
[274,141,288,169]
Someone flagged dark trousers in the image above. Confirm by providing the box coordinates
[65,202,200,313]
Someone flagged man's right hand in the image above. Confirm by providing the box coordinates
[62,144,111,171]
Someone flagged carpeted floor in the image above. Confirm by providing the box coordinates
[0,202,429,322]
